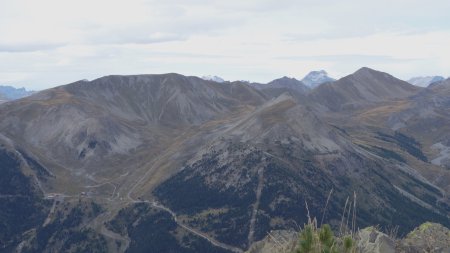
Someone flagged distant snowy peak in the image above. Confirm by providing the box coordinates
[407,76,445,87]
[201,75,225,83]
[301,70,335,88]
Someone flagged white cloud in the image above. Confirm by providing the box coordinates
[0,0,449,89]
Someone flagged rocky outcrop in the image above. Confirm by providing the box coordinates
[248,223,450,253]
[246,230,297,253]
[399,222,450,253]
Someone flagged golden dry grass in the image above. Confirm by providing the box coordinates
[355,100,411,126]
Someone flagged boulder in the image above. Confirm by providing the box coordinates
[399,222,450,253]
[357,227,396,253]
[246,230,297,253]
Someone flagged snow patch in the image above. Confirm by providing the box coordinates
[431,142,450,166]
[201,75,225,83]
[407,76,444,87]
[301,70,335,88]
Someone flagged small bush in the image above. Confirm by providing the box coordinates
[294,218,356,253]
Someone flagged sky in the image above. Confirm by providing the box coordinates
[0,0,449,90]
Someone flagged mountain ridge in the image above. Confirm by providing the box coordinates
[310,67,420,111]
[1,67,449,252]
[408,76,445,87]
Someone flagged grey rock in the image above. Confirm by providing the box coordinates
[399,222,450,253]
[246,230,297,253]
[357,227,396,253]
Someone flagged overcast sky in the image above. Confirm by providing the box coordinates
[1,0,449,90]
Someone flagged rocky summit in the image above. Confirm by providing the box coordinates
[1,68,450,252]
[301,70,335,88]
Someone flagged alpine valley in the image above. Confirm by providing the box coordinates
[1,67,449,253]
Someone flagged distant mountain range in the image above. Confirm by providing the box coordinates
[202,71,450,90]
[248,70,335,96]
[0,85,35,103]
[201,70,336,88]
[1,68,450,252]
[407,76,445,87]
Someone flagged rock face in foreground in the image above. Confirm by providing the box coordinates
[399,222,450,253]
[246,230,297,253]
[358,227,396,253]
[247,222,450,253]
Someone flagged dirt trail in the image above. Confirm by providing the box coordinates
[42,198,57,227]
[90,211,130,253]
[132,200,244,253]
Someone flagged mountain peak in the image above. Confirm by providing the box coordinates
[353,67,382,75]
[201,75,225,83]
[301,70,335,88]
[266,76,309,92]
[279,76,296,80]
[269,76,300,83]
[350,67,407,83]
[310,67,419,111]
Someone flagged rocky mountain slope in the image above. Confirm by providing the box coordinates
[251,77,310,97]
[0,94,7,104]
[0,68,449,252]
[310,67,419,111]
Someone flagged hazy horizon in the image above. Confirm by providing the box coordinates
[1,0,449,90]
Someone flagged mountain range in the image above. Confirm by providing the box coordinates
[201,70,335,89]
[0,85,35,103]
[407,76,445,87]
[1,67,449,253]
